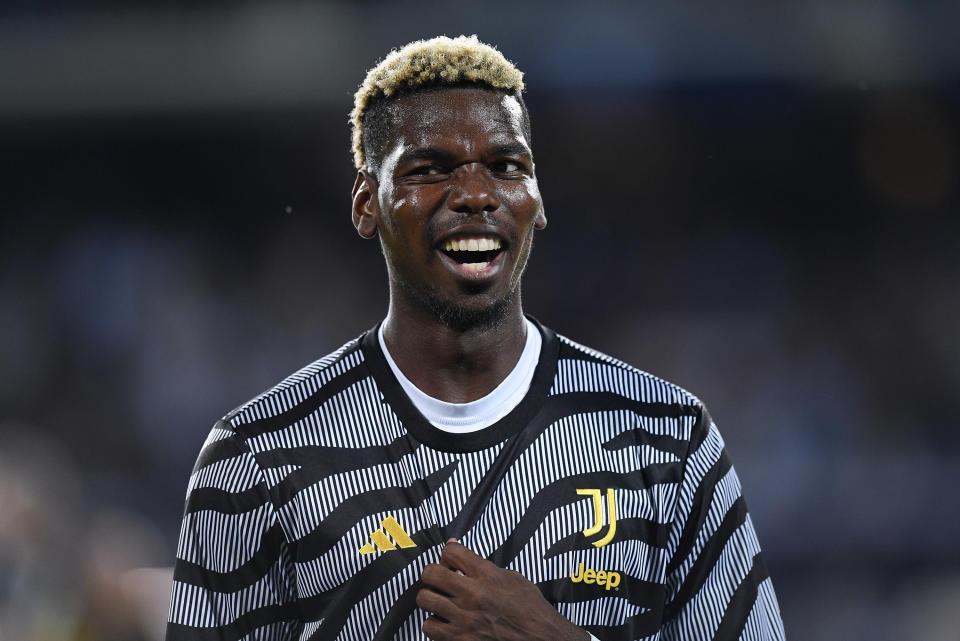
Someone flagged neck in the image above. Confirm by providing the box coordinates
[381,295,528,404]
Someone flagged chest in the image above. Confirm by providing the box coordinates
[279,423,678,636]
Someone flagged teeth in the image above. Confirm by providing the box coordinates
[442,237,502,252]
[462,262,490,272]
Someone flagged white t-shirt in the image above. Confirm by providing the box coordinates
[378,318,541,433]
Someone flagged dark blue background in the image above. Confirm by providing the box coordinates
[1,2,958,639]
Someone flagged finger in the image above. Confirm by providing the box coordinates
[439,540,488,576]
[422,614,454,641]
[443,539,466,575]
[415,587,459,622]
[421,562,470,595]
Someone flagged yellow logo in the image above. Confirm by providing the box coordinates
[576,488,617,548]
[570,562,621,590]
[358,516,417,555]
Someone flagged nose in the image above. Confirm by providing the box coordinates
[447,163,500,214]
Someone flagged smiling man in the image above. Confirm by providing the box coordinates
[166,36,786,641]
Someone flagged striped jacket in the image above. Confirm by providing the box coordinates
[166,320,785,640]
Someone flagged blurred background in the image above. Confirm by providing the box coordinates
[1,1,958,639]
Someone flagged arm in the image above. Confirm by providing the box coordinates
[166,421,297,641]
[660,407,785,640]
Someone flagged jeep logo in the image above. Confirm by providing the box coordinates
[569,562,621,590]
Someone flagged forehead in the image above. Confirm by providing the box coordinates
[387,87,529,153]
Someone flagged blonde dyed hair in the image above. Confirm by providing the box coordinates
[350,35,525,171]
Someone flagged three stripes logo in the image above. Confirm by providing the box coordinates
[576,488,617,548]
[359,516,417,555]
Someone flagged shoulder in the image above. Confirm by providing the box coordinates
[221,332,368,433]
[552,331,703,410]
[186,332,377,499]
[542,325,714,454]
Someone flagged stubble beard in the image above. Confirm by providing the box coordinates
[399,277,519,333]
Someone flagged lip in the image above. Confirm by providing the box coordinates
[434,224,510,283]
[436,245,507,281]
[434,224,509,251]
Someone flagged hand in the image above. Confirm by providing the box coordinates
[416,539,590,641]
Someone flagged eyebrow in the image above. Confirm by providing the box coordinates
[396,143,532,166]
[396,147,459,165]
[487,143,532,159]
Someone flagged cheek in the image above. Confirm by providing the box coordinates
[502,181,542,222]
[400,191,423,217]
[386,187,440,249]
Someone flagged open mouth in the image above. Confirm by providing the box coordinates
[439,236,504,271]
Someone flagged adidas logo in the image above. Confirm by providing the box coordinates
[359,516,417,555]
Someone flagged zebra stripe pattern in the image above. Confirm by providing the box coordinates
[166,322,785,640]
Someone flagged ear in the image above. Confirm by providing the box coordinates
[534,204,547,230]
[351,170,379,239]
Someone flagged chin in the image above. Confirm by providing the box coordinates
[423,286,517,333]
[435,298,513,333]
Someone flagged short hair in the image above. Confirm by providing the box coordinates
[350,35,528,174]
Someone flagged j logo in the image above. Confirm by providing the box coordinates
[576,488,617,548]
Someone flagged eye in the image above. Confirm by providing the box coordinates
[491,160,526,175]
[407,165,445,177]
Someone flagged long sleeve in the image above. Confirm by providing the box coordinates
[166,421,298,641]
[660,407,785,640]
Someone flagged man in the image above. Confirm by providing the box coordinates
[166,35,785,640]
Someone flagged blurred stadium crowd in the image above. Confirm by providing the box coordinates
[1,2,959,640]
